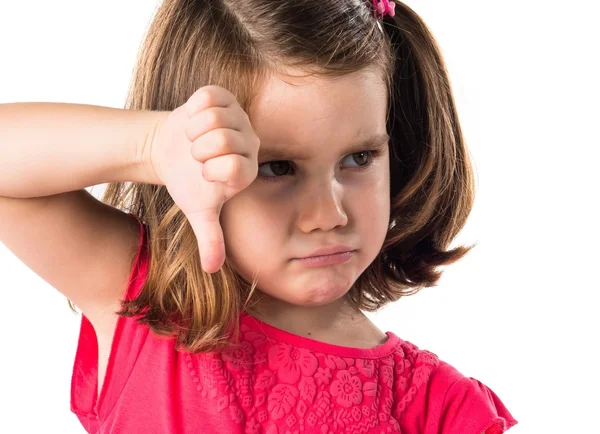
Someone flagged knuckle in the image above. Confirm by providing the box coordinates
[198,86,218,107]
[228,155,242,175]
[187,87,214,117]
[191,139,206,160]
[202,108,221,127]
[213,129,230,150]
[187,206,219,225]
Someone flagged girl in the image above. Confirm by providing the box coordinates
[0,0,518,433]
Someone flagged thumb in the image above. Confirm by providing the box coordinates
[185,190,226,274]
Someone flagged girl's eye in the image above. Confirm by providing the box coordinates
[257,150,377,181]
[344,151,371,167]
[258,161,294,178]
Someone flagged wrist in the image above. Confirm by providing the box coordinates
[133,110,169,186]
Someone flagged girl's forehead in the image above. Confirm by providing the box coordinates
[249,69,388,153]
[250,68,386,114]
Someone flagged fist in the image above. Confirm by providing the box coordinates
[149,85,260,273]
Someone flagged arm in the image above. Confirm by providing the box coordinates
[0,102,167,198]
[0,102,167,338]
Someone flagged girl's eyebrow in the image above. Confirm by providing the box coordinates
[258,133,390,161]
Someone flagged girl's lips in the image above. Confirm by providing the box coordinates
[299,245,355,259]
[293,250,355,267]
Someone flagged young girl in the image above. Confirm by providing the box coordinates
[0,0,518,433]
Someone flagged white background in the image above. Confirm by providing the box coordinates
[1,0,598,432]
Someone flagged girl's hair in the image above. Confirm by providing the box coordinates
[71,0,476,353]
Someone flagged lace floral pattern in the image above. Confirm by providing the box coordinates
[184,317,440,434]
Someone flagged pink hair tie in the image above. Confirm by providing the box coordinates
[372,0,396,19]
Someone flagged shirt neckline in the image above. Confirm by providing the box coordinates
[239,311,401,359]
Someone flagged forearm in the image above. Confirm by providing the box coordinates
[0,102,167,198]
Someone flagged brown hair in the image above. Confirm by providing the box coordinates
[74,0,476,353]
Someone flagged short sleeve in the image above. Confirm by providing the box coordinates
[439,376,518,434]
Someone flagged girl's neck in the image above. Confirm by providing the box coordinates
[246,294,387,348]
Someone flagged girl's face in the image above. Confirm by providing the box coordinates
[221,67,390,309]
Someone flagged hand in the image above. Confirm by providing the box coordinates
[148,85,260,273]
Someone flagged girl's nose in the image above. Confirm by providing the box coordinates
[295,180,348,233]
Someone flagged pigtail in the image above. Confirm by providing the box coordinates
[351,2,477,309]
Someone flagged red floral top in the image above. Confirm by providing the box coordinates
[70,214,518,433]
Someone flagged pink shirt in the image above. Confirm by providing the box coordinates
[70,215,518,433]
